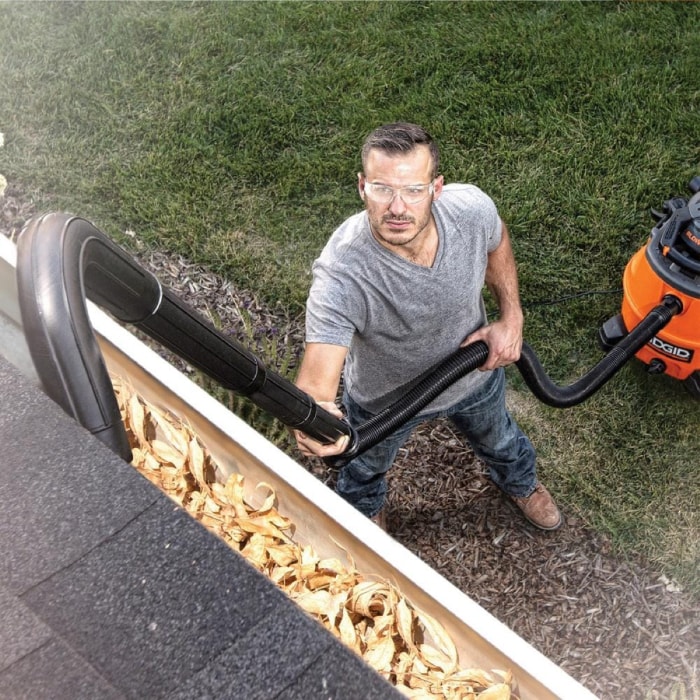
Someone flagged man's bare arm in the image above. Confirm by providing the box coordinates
[462,222,524,370]
[294,342,350,457]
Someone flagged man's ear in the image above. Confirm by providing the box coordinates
[432,174,445,200]
[357,172,365,199]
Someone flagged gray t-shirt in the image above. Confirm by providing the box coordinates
[305,184,502,414]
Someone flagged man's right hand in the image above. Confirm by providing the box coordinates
[294,401,350,458]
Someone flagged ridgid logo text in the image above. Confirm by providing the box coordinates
[648,336,694,363]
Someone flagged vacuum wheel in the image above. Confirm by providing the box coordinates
[684,371,700,399]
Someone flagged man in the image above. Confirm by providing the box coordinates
[293,122,561,531]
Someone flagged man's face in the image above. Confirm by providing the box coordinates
[358,145,443,250]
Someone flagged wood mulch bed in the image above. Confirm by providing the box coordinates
[3,187,698,700]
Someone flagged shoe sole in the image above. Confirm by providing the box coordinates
[519,509,564,531]
[507,495,564,531]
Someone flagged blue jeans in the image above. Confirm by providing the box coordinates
[336,369,538,518]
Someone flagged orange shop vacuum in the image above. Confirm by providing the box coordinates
[600,177,700,399]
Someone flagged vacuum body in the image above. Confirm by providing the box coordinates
[602,178,700,397]
[621,242,699,380]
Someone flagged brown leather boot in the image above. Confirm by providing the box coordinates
[510,482,562,530]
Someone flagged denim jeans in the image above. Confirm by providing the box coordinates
[336,369,538,518]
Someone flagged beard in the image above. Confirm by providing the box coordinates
[368,209,433,249]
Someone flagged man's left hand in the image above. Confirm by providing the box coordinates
[461,320,523,371]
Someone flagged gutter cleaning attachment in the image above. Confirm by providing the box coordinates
[16,213,347,462]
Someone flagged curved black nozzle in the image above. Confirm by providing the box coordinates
[16,213,350,461]
[327,296,682,468]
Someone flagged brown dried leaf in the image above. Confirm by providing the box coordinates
[394,650,414,687]
[297,589,334,616]
[130,446,146,468]
[477,683,511,699]
[144,451,162,472]
[204,495,221,513]
[306,573,338,591]
[371,613,395,638]
[351,581,393,618]
[237,516,291,542]
[406,665,431,689]
[241,532,267,568]
[269,565,296,585]
[223,473,249,518]
[418,643,455,674]
[210,481,227,502]
[222,525,247,545]
[491,669,513,686]
[448,668,495,688]
[338,607,358,650]
[250,481,277,513]
[128,393,147,444]
[363,634,396,673]
[267,543,299,567]
[414,608,458,673]
[297,545,321,578]
[187,490,207,512]
[150,404,189,455]
[189,437,206,484]
[316,558,348,576]
[160,466,188,492]
[150,439,186,468]
[396,597,419,654]
[411,656,430,676]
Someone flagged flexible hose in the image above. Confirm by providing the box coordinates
[516,295,681,408]
[326,342,489,467]
[328,296,681,467]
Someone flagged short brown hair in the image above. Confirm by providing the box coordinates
[361,122,440,179]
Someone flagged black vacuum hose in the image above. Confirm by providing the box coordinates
[16,212,682,469]
[326,342,489,467]
[516,295,681,408]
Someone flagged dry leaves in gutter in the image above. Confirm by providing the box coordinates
[112,376,518,700]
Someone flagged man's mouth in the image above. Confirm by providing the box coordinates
[384,217,413,228]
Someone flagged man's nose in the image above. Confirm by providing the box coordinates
[388,192,408,214]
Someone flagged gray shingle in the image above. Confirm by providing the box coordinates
[169,604,400,700]
[0,638,125,700]
[23,497,291,698]
[0,360,158,594]
[281,642,401,700]
[0,582,52,671]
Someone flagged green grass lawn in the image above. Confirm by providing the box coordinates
[1,0,698,594]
